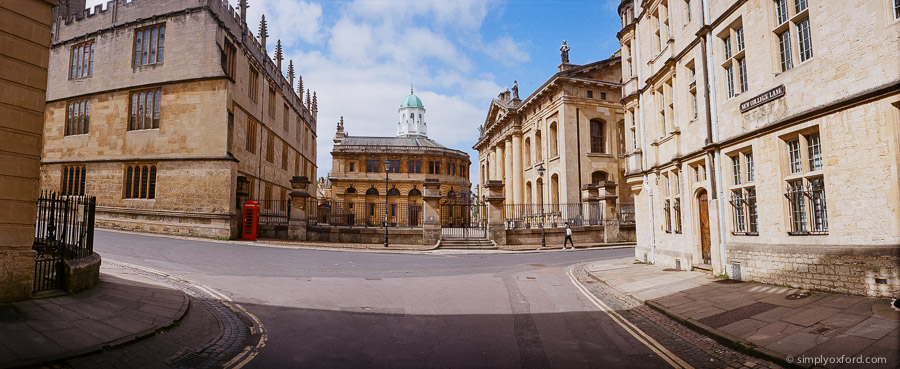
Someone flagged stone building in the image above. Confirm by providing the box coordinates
[40,0,318,238]
[618,0,899,296]
[326,90,471,225]
[0,0,58,302]
[473,49,631,213]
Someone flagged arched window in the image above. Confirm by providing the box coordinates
[408,188,422,197]
[590,119,605,153]
[549,122,558,157]
[524,137,532,166]
[525,181,532,205]
[550,173,560,204]
[387,188,400,196]
[365,187,379,195]
[592,171,608,184]
[410,113,414,119]
[536,177,544,205]
[535,130,543,161]
[418,114,422,120]
[345,187,356,194]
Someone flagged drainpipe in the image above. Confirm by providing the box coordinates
[701,0,728,275]
[576,108,582,192]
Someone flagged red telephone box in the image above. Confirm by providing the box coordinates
[242,201,260,241]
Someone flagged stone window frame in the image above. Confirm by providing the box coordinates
[895,0,900,20]
[246,118,258,154]
[263,183,273,210]
[590,119,606,154]
[281,141,288,170]
[128,88,160,131]
[650,1,671,56]
[133,23,165,67]
[61,165,86,196]
[366,159,380,173]
[69,40,94,80]
[654,77,675,138]
[265,131,274,163]
[685,60,699,121]
[295,152,302,176]
[66,98,91,136]
[249,66,260,103]
[661,170,682,234]
[719,19,747,100]
[283,104,290,133]
[728,148,758,236]
[771,0,814,73]
[221,37,236,79]
[123,163,157,200]
[780,128,828,235]
[267,86,276,118]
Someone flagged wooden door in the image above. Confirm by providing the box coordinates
[698,190,711,264]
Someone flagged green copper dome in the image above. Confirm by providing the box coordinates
[400,88,424,109]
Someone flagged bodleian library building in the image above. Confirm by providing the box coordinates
[617,0,899,297]
[39,0,318,238]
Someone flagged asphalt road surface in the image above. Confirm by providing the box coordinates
[93,230,678,368]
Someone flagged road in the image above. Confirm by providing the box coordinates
[89,230,721,368]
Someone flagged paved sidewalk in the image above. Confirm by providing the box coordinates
[586,257,900,369]
[0,265,189,368]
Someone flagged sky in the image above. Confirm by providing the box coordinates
[86,0,624,184]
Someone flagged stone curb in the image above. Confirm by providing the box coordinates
[11,292,191,368]
[251,241,636,254]
[644,299,807,369]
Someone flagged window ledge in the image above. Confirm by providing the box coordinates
[788,231,828,236]
[732,232,759,236]
[587,153,614,158]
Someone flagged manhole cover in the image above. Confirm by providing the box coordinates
[786,291,812,300]
[809,325,834,335]
[528,264,546,267]
[0,305,26,323]
[526,276,537,280]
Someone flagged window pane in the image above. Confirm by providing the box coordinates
[745,152,754,182]
[73,101,80,134]
[142,29,150,65]
[130,94,137,130]
[75,46,82,78]
[158,26,165,62]
[725,66,735,98]
[795,0,807,12]
[807,133,822,171]
[787,139,801,173]
[138,92,146,129]
[724,36,732,59]
[789,180,807,232]
[134,30,142,66]
[775,0,788,24]
[747,188,758,233]
[140,166,149,198]
[732,190,745,232]
[145,91,153,129]
[809,177,827,232]
[71,48,77,79]
[154,90,161,128]
[739,58,748,92]
[778,30,793,71]
[797,18,813,62]
[84,100,90,133]
[82,46,89,77]
[67,103,73,135]
[148,166,157,199]
[125,167,133,198]
[736,27,744,51]
[732,156,741,185]
[89,44,94,76]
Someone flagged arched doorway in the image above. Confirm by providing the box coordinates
[408,188,422,226]
[697,189,711,265]
[591,171,608,184]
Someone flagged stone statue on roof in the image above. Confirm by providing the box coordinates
[512,80,519,100]
[560,40,570,63]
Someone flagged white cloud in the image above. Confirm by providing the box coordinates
[479,36,531,65]
[235,0,324,48]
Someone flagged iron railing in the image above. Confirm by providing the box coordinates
[254,199,291,225]
[308,199,424,228]
[440,202,486,238]
[618,202,635,225]
[33,192,96,292]
[503,203,602,230]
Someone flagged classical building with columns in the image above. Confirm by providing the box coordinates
[40,0,318,238]
[325,90,471,226]
[618,0,899,297]
[474,50,632,215]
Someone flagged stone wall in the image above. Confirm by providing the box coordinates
[728,243,900,298]
[0,0,57,302]
[306,226,423,245]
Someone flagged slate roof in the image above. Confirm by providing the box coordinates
[339,136,448,148]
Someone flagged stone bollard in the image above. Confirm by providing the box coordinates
[288,176,312,241]
[422,179,442,246]
[485,180,506,245]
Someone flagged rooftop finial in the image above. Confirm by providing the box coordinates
[297,76,304,99]
[238,0,249,24]
[259,15,269,50]
[275,39,283,70]
[410,85,414,94]
[306,89,311,108]
[287,60,295,86]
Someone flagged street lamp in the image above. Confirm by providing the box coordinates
[384,158,391,247]
[537,163,546,248]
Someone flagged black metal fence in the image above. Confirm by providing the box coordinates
[308,199,424,228]
[503,203,602,230]
[255,199,291,225]
[33,192,96,292]
[440,202,486,238]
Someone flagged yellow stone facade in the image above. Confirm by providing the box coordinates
[474,55,632,209]
[41,0,318,238]
[619,0,900,296]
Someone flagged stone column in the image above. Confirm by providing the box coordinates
[511,134,523,204]
[422,179,442,246]
[485,180,506,245]
[495,145,504,182]
[599,181,620,243]
[288,176,312,241]
[504,139,513,201]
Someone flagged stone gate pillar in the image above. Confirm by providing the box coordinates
[485,180,506,245]
[288,176,312,241]
[600,181,619,243]
[581,183,601,225]
[422,179,441,246]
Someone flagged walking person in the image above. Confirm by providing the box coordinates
[563,222,574,250]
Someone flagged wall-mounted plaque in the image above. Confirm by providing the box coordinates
[740,85,785,113]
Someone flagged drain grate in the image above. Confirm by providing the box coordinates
[786,291,812,300]
[0,305,26,323]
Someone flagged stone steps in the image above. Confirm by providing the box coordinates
[438,239,497,250]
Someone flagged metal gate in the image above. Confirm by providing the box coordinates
[440,201,486,239]
[32,192,96,292]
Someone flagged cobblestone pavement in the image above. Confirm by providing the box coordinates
[24,261,264,369]
[571,264,783,369]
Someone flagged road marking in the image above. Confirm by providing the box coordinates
[566,265,694,369]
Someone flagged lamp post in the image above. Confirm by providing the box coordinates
[537,163,546,248]
[384,158,391,247]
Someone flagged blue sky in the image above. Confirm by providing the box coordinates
[86,0,623,183]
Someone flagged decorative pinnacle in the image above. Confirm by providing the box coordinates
[410,85,414,94]
[297,76,304,99]
[312,92,318,111]
[238,0,249,22]
[306,89,311,108]
[258,15,269,48]
[287,60,294,86]
[274,39,283,69]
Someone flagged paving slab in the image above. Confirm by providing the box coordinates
[844,317,899,340]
